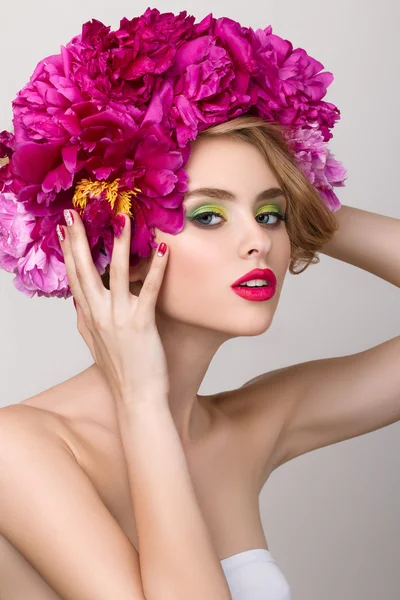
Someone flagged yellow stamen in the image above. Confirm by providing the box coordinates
[0,156,10,168]
[72,178,141,219]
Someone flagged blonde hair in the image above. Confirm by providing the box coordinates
[101,114,339,288]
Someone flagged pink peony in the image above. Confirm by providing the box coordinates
[0,192,36,273]
[166,17,261,146]
[252,26,341,139]
[285,123,347,211]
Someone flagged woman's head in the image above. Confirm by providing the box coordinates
[102,115,338,338]
[197,115,340,276]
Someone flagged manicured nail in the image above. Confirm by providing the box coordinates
[56,224,65,243]
[115,213,126,238]
[64,209,74,226]
[157,242,167,257]
[73,297,76,309]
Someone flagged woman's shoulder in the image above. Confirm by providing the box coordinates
[0,403,86,496]
[0,402,143,600]
[18,365,114,428]
[0,401,101,472]
[4,367,119,472]
[6,362,294,482]
[2,386,130,532]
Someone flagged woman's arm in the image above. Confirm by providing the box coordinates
[57,210,231,599]
[320,204,400,287]
[116,394,232,600]
[0,405,147,600]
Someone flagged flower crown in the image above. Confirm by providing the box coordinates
[0,7,347,299]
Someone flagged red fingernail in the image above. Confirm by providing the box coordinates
[115,213,126,238]
[157,242,167,257]
[73,298,76,309]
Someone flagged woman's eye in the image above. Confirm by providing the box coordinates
[191,212,225,226]
[257,212,284,226]
[190,211,285,228]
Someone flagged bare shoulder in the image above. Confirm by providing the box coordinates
[18,364,115,430]
[225,363,303,480]
[0,402,105,495]
[0,404,145,600]
[0,403,77,457]
[15,365,123,457]
[0,400,103,483]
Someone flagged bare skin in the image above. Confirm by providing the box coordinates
[0,360,292,599]
[1,120,398,598]
[0,136,293,597]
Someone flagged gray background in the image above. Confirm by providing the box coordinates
[1,1,399,598]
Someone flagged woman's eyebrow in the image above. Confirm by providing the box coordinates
[184,187,286,203]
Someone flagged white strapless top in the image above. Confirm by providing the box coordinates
[220,548,291,600]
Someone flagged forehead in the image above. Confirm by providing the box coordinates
[185,136,280,193]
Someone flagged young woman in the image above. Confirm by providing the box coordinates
[0,9,399,600]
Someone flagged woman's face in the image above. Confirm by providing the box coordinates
[134,135,292,338]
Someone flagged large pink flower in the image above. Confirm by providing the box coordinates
[164,16,260,146]
[75,121,190,268]
[252,26,341,140]
[1,119,190,297]
[62,9,195,110]
[285,123,347,211]
[12,98,140,207]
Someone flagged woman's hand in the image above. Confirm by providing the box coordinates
[56,209,170,404]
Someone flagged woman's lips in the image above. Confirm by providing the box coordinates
[231,284,276,302]
[231,268,276,288]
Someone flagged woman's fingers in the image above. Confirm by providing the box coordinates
[136,242,168,325]
[63,209,105,303]
[57,222,91,320]
[57,206,169,341]
[109,213,131,306]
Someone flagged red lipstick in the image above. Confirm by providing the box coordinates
[231,268,277,302]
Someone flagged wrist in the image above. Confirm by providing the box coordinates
[116,388,169,412]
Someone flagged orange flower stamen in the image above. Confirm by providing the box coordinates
[72,178,141,218]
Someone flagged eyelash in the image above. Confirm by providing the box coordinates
[189,210,288,228]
